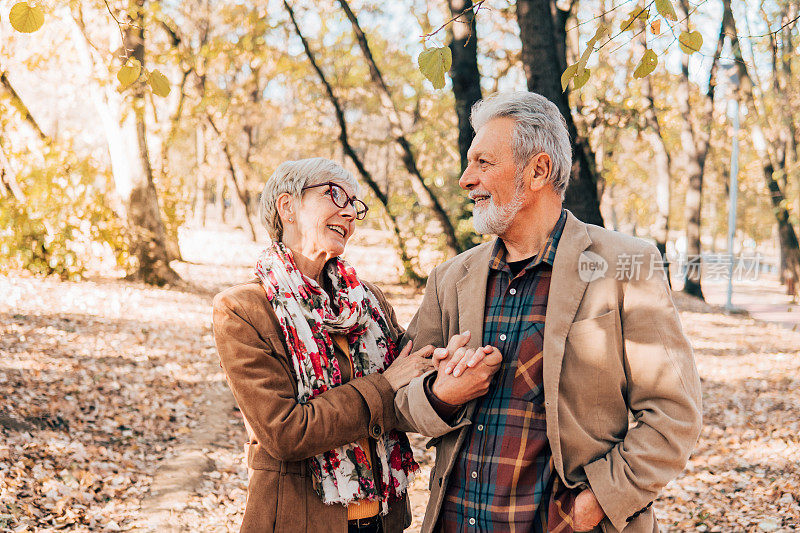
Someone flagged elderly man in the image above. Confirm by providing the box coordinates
[395,91,702,532]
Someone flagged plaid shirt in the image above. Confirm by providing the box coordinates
[439,210,575,533]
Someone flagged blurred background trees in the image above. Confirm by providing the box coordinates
[1,0,799,299]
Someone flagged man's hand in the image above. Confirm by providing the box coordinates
[430,332,502,405]
[572,488,605,532]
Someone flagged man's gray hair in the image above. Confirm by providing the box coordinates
[470,91,572,199]
[259,157,358,241]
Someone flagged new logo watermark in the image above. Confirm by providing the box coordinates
[576,252,764,282]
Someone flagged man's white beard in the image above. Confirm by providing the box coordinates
[472,189,524,235]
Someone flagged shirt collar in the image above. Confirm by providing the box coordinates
[488,209,567,273]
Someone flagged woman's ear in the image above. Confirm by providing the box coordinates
[525,152,553,192]
[276,192,295,224]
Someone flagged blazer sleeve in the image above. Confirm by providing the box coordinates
[212,290,397,462]
[394,267,469,438]
[583,243,703,531]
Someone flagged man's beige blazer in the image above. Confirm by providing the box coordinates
[395,210,702,533]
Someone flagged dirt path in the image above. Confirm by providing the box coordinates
[2,226,799,531]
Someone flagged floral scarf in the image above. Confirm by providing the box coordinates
[254,242,418,512]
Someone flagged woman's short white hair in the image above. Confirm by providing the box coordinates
[259,157,359,241]
[470,91,572,199]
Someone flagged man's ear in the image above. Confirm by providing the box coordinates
[276,192,295,223]
[524,153,553,192]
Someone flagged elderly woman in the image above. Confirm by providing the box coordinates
[213,157,433,533]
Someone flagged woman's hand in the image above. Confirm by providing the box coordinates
[383,342,435,391]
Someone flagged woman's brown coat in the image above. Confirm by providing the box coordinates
[212,278,411,533]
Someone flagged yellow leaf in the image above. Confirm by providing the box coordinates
[655,0,677,21]
[633,49,658,78]
[573,68,591,90]
[650,20,662,35]
[417,46,452,90]
[148,69,170,97]
[679,30,703,54]
[9,2,44,33]
[561,63,578,92]
[116,58,141,87]
[620,6,648,31]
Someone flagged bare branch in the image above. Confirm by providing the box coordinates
[421,0,488,40]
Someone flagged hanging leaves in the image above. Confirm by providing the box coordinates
[620,6,648,31]
[9,1,44,33]
[116,59,142,88]
[573,68,591,90]
[561,24,608,91]
[147,69,171,97]
[679,30,703,54]
[650,20,662,35]
[634,49,659,78]
[417,46,452,90]
[655,0,678,21]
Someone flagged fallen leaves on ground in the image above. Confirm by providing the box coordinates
[1,227,799,531]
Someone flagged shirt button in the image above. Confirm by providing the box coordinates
[471,471,478,479]
[509,288,517,295]
[469,518,476,525]
[477,424,484,431]
[499,334,507,341]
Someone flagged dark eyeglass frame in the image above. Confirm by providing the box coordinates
[301,181,369,220]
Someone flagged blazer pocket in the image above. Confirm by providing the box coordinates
[567,309,616,339]
[565,309,619,374]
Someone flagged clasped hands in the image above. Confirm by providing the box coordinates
[428,331,502,406]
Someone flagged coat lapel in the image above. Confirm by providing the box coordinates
[442,241,494,472]
[543,210,592,482]
[454,241,493,349]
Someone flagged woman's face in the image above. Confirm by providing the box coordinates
[291,180,358,259]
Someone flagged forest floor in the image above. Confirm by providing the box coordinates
[2,224,800,532]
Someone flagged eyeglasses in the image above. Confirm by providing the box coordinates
[301,181,369,220]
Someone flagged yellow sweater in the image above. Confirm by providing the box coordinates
[332,335,381,521]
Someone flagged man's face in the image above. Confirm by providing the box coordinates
[459,117,524,235]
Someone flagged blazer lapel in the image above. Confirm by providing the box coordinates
[454,241,493,349]
[447,241,494,458]
[543,210,592,482]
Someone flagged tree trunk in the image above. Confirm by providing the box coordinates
[642,75,672,286]
[336,0,460,256]
[447,0,483,174]
[284,0,424,284]
[724,0,800,296]
[0,68,48,141]
[0,143,26,202]
[207,114,258,241]
[515,0,603,226]
[675,0,726,300]
[123,0,179,286]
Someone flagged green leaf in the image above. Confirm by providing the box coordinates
[9,2,44,33]
[417,46,452,90]
[148,69,170,97]
[117,58,141,87]
[655,0,677,21]
[679,30,703,54]
[573,68,591,90]
[633,49,658,78]
[561,63,578,92]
